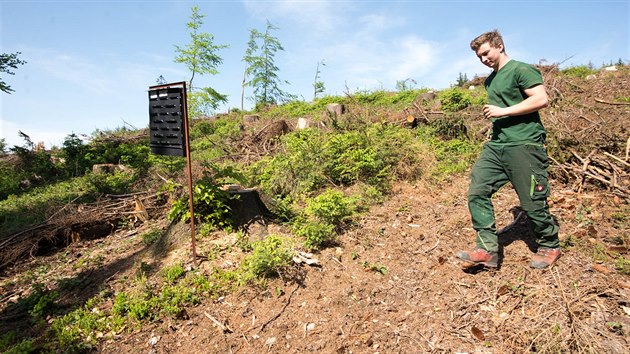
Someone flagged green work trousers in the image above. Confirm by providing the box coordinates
[467,143,560,252]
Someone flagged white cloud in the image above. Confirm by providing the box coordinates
[387,35,437,80]
[242,0,349,33]
[35,53,116,95]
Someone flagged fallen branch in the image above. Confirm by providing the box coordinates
[204,311,233,334]
[594,98,630,106]
[603,152,630,168]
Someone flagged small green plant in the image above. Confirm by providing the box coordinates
[293,218,336,251]
[305,189,358,225]
[551,323,561,334]
[606,321,623,334]
[141,229,161,245]
[592,244,608,263]
[112,291,131,316]
[429,114,468,139]
[322,130,389,187]
[235,230,253,251]
[50,297,111,351]
[162,262,186,284]
[84,169,137,195]
[127,293,155,321]
[3,338,35,354]
[240,235,293,280]
[158,283,199,317]
[251,129,327,197]
[614,256,630,275]
[611,211,628,229]
[168,175,237,231]
[361,261,388,275]
[27,283,58,321]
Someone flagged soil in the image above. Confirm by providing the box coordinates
[2,175,629,353]
[1,66,629,353]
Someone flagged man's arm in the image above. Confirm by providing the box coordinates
[483,84,549,119]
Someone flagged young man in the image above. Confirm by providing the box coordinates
[456,30,561,269]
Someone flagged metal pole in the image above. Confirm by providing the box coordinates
[180,82,197,263]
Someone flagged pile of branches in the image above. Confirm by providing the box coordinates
[0,191,167,272]
[552,147,630,198]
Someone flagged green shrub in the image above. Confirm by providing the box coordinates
[112,292,130,316]
[83,141,151,172]
[429,114,469,139]
[560,65,597,78]
[323,130,389,186]
[439,87,473,112]
[127,293,155,321]
[0,163,27,199]
[162,263,186,284]
[190,116,243,158]
[168,175,237,231]
[0,177,92,238]
[27,283,59,321]
[251,129,327,196]
[2,338,35,354]
[141,229,161,245]
[240,235,293,280]
[304,189,358,225]
[158,283,199,317]
[84,169,136,195]
[293,218,336,251]
[51,306,101,351]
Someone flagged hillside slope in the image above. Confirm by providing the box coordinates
[0,65,628,353]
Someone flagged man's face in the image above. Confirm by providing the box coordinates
[475,42,503,70]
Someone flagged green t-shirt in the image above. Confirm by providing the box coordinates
[485,60,546,144]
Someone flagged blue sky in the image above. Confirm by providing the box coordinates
[1,0,628,148]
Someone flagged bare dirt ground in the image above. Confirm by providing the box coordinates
[1,66,629,353]
[3,174,628,353]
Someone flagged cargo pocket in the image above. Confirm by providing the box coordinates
[530,173,549,201]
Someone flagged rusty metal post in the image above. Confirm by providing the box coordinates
[180,81,197,263]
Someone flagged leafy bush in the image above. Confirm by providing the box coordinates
[168,175,238,231]
[427,134,480,180]
[61,133,91,177]
[439,87,473,112]
[323,130,389,186]
[141,229,161,245]
[0,163,27,199]
[240,235,293,280]
[158,283,200,317]
[27,283,59,321]
[304,189,358,225]
[84,169,137,195]
[429,114,469,139]
[560,65,596,78]
[0,177,91,238]
[251,129,327,197]
[293,218,336,251]
[1,338,34,354]
[162,263,186,284]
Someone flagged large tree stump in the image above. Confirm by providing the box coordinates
[224,186,274,238]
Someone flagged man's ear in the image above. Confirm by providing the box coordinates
[498,43,505,53]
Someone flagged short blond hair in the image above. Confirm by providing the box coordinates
[470,29,504,52]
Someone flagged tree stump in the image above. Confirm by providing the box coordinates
[225,186,274,239]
